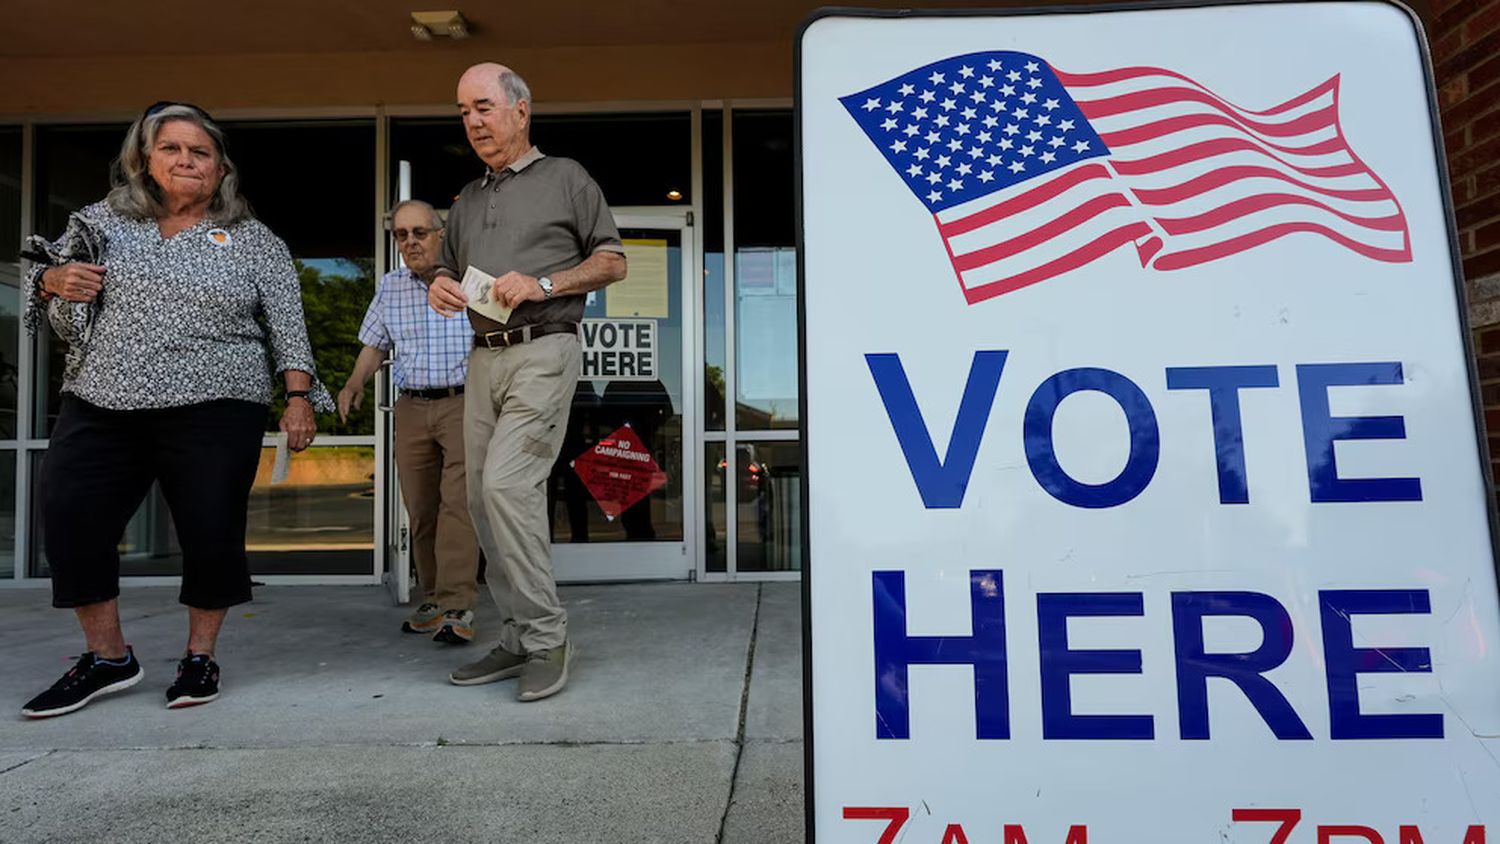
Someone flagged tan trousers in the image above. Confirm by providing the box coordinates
[394,393,479,611]
[464,333,582,654]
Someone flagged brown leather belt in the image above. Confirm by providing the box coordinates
[474,322,580,349]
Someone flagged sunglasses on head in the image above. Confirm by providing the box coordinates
[141,101,215,124]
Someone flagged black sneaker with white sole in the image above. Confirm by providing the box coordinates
[165,653,220,709]
[21,648,144,719]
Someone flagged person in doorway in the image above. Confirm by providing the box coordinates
[548,381,601,543]
[427,63,627,701]
[20,102,332,718]
[602,379,674,541]
[339,199,480,644]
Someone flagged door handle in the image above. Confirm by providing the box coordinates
[376,357,395,413]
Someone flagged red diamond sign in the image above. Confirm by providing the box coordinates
[571,424,668,521]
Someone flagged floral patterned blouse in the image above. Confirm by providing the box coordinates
[24,200,333,412]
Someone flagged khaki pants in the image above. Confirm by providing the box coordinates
[394,393,479,611]
[464,333,581,654]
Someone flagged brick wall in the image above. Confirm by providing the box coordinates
[1435,0,1500,497]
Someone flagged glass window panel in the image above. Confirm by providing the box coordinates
[706,441,727,573]
[32,124,125,438]
[732,440,802,573]
[25,451,40,576]
[30,121,376,438]
[30,451,185,578]
[731,111,799,430]
[534,113,691,207]
[703,110,726,432]
[29,445,374,578]
[0,128,19,438]
[390,112,691,213]
[548,228,686,544]
[247,445,374,575]
[225,120,376,437]
[0,450,13,577]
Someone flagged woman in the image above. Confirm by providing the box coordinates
[20,102,333,718]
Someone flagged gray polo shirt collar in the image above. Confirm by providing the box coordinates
[481,146,545,187]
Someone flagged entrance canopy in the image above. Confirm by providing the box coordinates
[0,0,1439,115]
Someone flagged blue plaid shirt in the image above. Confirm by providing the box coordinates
[357,269,471,390]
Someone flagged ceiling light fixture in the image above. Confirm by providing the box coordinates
[411,10,471,41]
[666,190,683,201]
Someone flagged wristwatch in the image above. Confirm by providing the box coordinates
[538,276,555,299]
[286,390,311,403]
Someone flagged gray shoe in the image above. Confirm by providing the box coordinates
[518,641,574,702]
[402,602,443,634]
[432,609,475,644]
[449,645,525,686]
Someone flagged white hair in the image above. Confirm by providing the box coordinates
[498,70,532,107]
[106,105,251,224]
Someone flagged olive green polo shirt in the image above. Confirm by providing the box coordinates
[435,146,625,334]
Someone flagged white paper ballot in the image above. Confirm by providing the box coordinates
[460,265,514,324]
[271,432,290,484]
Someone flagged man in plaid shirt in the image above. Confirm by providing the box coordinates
[340,199,481,643]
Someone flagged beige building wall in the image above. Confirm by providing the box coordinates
[0,42,791,116]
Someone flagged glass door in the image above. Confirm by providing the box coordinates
[551,209,698,581]
[375,206,697,587]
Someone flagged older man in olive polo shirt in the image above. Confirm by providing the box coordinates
[428,62,627,702]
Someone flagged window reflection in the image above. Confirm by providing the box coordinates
[732,111,799,430]
[226,120,376,437]
[727,440,802,572]
[247,445,374,574]
[29,450,180,578]
[704,110,726,432]
[734,246,798,429]
[27,120,378,578]
[548,230,686,544]
[29,446,375,578]
[0,128,20,439]
[390,113,692,212]
[703,439,804,576]
[32,124,122,438]
[0,450,13,576]
[286,256,375,436]
[706,441,727,572]
[30,121,376,438]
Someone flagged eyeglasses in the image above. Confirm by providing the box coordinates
[141,100,215,124]
[393,227,439,242]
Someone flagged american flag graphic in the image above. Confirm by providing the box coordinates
[840,51,1411,304]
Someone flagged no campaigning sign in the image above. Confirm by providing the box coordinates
[572,424,668,520]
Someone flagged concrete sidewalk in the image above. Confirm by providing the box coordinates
[0,582,806,843]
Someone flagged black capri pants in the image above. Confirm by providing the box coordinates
[40,395,267,609]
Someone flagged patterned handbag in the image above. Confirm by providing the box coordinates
[21,210,107,382]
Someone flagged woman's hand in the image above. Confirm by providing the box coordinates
[41,263,106,303]
[280,397,317,452]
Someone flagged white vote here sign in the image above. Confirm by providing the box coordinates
[800,4,1500,842]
